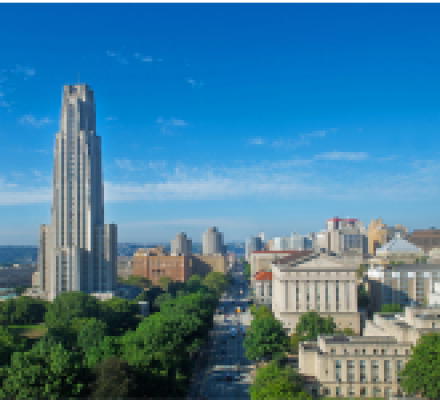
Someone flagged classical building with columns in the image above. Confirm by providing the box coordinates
[272,251,361,334]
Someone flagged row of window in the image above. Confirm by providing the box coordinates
[324,386,394,397]
[331,348,410,356]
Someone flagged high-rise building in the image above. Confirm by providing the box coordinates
[171,232,192,256]
[38,84,117,301]
[202,227,226,255]
[245,235,263,261]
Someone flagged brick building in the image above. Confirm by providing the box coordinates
[408,228,440,253]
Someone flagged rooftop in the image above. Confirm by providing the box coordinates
[255,271,272,281]
[376,232,424,255]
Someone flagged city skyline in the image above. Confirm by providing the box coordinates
[1,4,440,245]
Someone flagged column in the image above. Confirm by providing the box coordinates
[340,280,346,312]
[349,280,357,312]
[300,280,306,312]
[320,281,326,312]
[285,280,289,311]
[309,280,316,310]
[331,280,337,312]
[290,280,297,311]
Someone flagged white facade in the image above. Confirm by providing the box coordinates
[38,84,117,301]
[202,227,226,255]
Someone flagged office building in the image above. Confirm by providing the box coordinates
[272,251,361,334]
[38,84,117,301]
[117,256,133,279]
[192,254,227,276]
[133,246,192,286]
[408,228,440,253]
[271,233,313,251]
[368,261,440,313]
[171,232,192,256]
[299,306,440,398]
[245,235,263,261]
[0,264,37,288]
[202,227,226,255]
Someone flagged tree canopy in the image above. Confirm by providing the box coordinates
[399,333,440,400]
[380,303,403,313]
[250,360,311,400]
[244,313,288,362]
[295,311,336,340]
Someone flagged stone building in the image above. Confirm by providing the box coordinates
[192,254,227,277]
[133,247,192,285]
[272,251,361,334]
[255,270,272,309]
[368,262,440,313]
[299,306,440,398]
[408,228,440,253]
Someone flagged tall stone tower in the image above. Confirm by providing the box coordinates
[38,84,117,301]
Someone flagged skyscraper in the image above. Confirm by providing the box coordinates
[38,84,117,301]
[202,227,226,255]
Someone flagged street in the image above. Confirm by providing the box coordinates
[189,260,253,399]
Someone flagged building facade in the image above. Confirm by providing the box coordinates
[38,84,117,301]
[192,254,227,277]
[133,247,192,285]
[368,263,440,313]
[0,264,37,288]
[272,251,361,334]
[117,256,133,279]
[255,270,272,309]
[171,232,192,256]
[202,227,226,255]
[408,228,440,253]
[245,235,263,261]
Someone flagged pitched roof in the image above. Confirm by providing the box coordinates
[376,232,424,255]
[255,271,272,281]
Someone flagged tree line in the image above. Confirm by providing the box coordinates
[0,271,229,399]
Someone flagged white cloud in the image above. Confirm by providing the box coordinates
[19,115,52,128]
[0,177,51,205]
[106,116,118,121]
[11,64,35,78]
[315,152,369,161]
[156,117,187,134]
[271,130,328,149]
[115,159,137,172]
[141,56,152,62]
[106,51,128,65]
[248,138,265,145]
[186,78,203,88]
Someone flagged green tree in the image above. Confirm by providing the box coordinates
[45,291,101,331]
[250,360,311,400]
[358,284,370,309]
[244,314,288,362]
[13,285,31,296]
[400,333,440,400]
[356,263,366,279]
[380,303,403,313]
[245,262,251,280]
[185,274,203,293]
[202,271,229,295]
[0,338,92,399]
[120,275,152,290]
[89,356,139,399]
[99,297,140,335]
[295,311,336,341]
[153,292,174,310]
[158,276,173,291]
[0,326,27,366]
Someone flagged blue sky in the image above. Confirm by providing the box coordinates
[1,4,440,245]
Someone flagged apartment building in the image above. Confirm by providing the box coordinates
[171,232,192,256]
[192,254,227,277]
[117,256,133,279]
[133,246,192,285]
[245,235,264,261]
[299,305,440,398]
[408,228,440,253]
[272,251,361,334]
[368,262,440,313]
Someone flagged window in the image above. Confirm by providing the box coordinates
[384,387,392,398]
[394,349,398,355]
[360,360,366,382]
[331,348,336,354]
[373,349,377,355]
[382,349,386,355]
[335,387,341,396]
[360,387,367,396]
[323,388,330,396]
[362,349,366,355]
